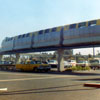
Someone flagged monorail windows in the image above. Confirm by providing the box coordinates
[51,27,56,32]
[78,22,86,28]
[18,33,30,39]
[22,34,26,38]
[45,29,49,33]
[39,30,43,35]
[6,37,13,41]
[6,38,9,41]
[10,38,13,40]
[25,33,30,37]
[18,35,22,39]
[88,20,97,26]
[69,24,76,29]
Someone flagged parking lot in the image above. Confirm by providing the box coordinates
[0,70,100,100]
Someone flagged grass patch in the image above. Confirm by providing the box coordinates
[66,66,91,71]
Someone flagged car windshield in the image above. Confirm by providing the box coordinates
[30,61,36,64]
[89,60,99,64]
[35,61,42,64]
[49,60,56,62]
[49,61,54,63]
[77,61,84,63]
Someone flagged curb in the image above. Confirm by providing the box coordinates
[0,88,8,92]
[84,83,100,88]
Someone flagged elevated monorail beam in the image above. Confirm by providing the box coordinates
[0,43,100,55]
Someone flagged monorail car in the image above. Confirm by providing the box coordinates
[33,26,62,48]
[63,19,100,46]
[1,19,100,53]
[1,37,14,52]
[13,33,33,50]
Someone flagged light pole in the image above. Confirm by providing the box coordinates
[93,46,95,58]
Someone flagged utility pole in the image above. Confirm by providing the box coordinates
[93,46,95,58]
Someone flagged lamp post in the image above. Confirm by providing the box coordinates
[93,46,95,58]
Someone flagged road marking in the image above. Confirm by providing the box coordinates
[0,72,50,76]
[0,72,78,77]
[0,75,77,82]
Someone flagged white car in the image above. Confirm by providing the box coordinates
[64,61,72,68]
[48,60,72,68]
[48,60,58,65]
[68,60,76,66]
[48,60,58,68]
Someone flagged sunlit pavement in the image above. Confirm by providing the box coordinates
[0,70,100,100]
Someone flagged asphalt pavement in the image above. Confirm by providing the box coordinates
[0,70,100,100]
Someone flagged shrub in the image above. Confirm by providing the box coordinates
[66,66,91,71]
[71,66,77,71]
[83,66,91,71]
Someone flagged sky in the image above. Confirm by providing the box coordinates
[0,0,100,55]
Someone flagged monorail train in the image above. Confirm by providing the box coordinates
[1,19,100,52]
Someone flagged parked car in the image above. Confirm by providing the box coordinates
[16,60,51,72]
[48,60,58,65]
[0,61,11,65]
[89,59,100,69]
[67,60,76,66]
[76,61,89,67]
[48,60,58,68]
[48,60,72,68]
[64,61,72,68]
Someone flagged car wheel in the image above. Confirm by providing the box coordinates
[33,67,38,72]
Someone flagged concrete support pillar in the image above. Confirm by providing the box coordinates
[0,55,3,61]
[57,49,65,72]
[15,53,20,64]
